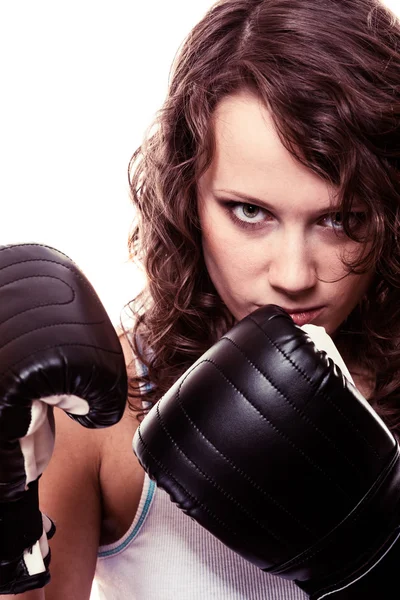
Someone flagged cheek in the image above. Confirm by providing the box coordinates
[201,228,261,314]
[202,232,240,285]
[200,209,234,273]
[331,270,374,325]
[202,224,264,279]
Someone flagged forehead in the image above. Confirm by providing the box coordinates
[202,90,332,209]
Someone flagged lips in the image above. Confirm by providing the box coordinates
[254,305,325,326]
[284,308,324,327]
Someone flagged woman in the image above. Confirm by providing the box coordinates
[10,0,400,598]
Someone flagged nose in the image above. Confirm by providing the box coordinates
[267,233,317,296]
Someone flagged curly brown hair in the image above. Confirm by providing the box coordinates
[124,0,400,434]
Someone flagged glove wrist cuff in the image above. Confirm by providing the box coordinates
[0,553,50,595]
[269,445,400,583]
[0,478,42,560]
[297,526,400,599]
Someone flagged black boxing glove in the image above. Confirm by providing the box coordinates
[133,304,400,599]
[0,243,127,595]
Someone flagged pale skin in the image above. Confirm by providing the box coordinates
[8,90,375,598]
[198,90,375,394]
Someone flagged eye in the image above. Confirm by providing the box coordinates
[229,202,271,226]
[320,211,367,232]
[320,212,344,230]
[236,204,264,221]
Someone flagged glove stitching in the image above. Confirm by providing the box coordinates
[200,357,352,502]
[136,425,236,536]
[0,319,107,354]
[155,400,291,546]
[0,342,123,395]
[222,336,359,472]
[164,358,334,535]
[246,316,381,460]
[0,275,75,324]
[0,243,77,266]
[0,251,103,304]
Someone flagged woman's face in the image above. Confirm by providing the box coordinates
[197,90,374,336]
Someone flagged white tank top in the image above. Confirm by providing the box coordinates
[91,472,307,599]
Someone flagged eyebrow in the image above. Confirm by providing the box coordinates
[212,188,346,215]
[213,188,276,210]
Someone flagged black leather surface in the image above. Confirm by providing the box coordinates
[0,243,127,439]
[0,242,128,577]
[134,304,400,596]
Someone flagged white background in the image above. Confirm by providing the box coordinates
[0,0,398,327]
[0,2,399,598]
[0,0,215,326]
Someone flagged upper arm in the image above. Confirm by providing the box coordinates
[38,408,103,600]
